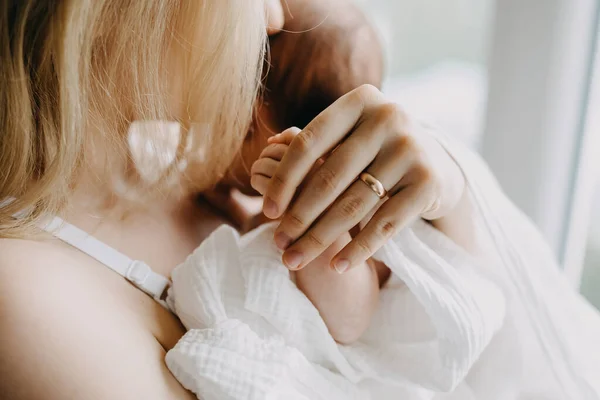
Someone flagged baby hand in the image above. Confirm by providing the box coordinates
[251,127,305,196]
[251,127,356,273]
[252,130,381,344]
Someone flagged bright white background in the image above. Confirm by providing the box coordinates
[353,0,600,307]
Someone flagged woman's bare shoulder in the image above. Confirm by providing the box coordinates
[0,238,195,400]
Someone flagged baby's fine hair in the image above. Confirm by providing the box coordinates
[266,0,384,129]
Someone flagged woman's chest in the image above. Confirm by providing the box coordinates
[118,202,235,348]
[63,199,236,350]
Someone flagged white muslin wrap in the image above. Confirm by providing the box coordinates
[165,129,600,399]
[165,218,505,399]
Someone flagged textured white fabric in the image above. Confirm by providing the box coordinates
[165,129,600,399]
[431,129,600,399]
[165,219,506,399]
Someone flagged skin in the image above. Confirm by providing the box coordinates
[0,2,284,400]
[262,84,472,273]
[252,128,386,344]
[0,1,483,399]
[216,0,387,343]
[220,0,383,195]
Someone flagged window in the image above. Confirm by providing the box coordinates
[576,33,600,307]
[354,0,495,149]
[355,0,600,301]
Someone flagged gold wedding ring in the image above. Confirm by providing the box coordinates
[359,172,387,198]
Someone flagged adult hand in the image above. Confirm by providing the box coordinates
[262,85,466,273]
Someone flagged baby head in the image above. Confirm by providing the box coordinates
[266,0,384,129]
[222,0,384,194]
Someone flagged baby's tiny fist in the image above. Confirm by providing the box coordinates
[250,127,300,196]
[250,143,288,195]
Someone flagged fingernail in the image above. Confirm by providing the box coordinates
[283,250,303,270]
[333,259,350,274]
[263,197,279,218]
[274,232,292,250]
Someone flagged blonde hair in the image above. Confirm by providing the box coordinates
[0,0,266,237]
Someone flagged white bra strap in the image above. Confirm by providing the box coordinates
[41,215,171,304]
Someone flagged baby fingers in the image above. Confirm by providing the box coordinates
[267,126,301,145]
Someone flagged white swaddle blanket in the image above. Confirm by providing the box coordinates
[165,130,600,399]
[166,220,504,399]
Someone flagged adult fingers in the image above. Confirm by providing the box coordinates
[262,84,384,219]
[331,171,433,272]
[272,113,385,251]
[279,136,416,269]
[273,101,408,250]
